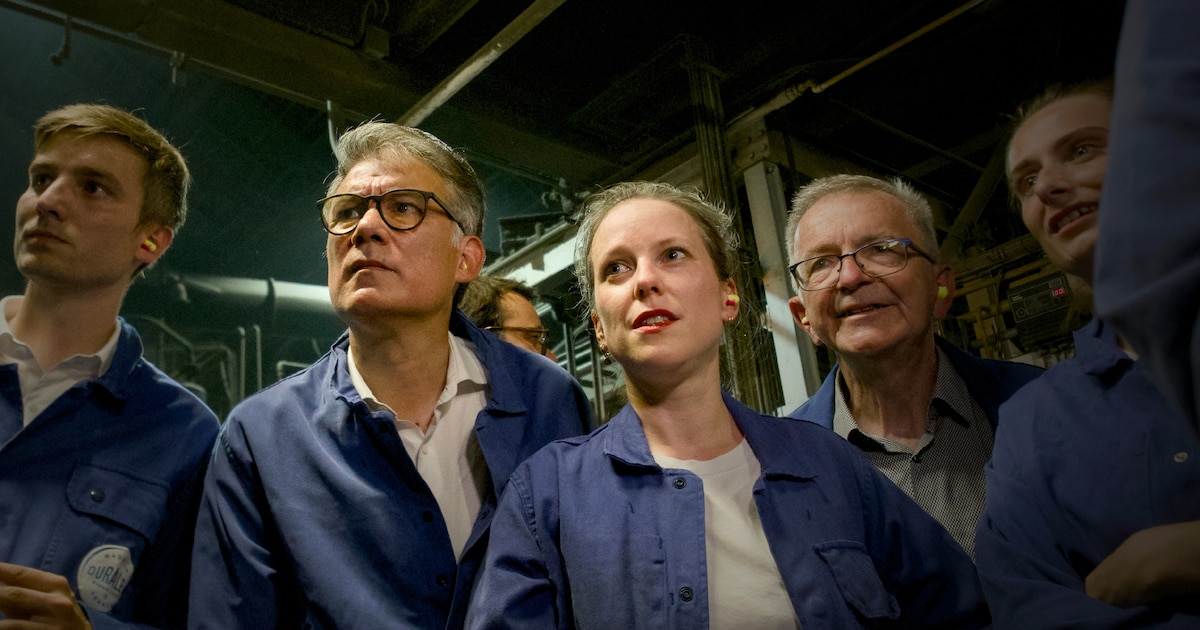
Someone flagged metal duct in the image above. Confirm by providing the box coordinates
[399,0,568,127]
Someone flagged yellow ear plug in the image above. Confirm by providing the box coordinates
[141,239,158,253]
[726,294,740,306]
[801,316,809,325]
[937,286,949,299]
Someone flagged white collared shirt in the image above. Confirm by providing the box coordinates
[0,295,120,426]
[348,332,491,560]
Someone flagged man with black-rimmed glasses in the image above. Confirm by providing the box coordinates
[783,174,1041,559]
[188,122,591,629]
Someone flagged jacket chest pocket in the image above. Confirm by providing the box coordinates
[65,462,170,539]
[50,463,170,613]
[815,540,900,622]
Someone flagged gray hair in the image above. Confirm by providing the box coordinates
[573,181,739,311]
[786,174,940,273]
[327,122,485,238]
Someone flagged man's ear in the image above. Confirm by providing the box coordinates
[136,226,174,265]
[788,295,822,346]
[455,235,485,284]
[933,265,956,320]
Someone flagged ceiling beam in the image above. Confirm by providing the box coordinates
[7,0,612,184]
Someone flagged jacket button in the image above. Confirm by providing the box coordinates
[673,478,687,489]
[678,586,694,602]
[436,573,450,587]
[422,510,434,523]
[89,490,105,503]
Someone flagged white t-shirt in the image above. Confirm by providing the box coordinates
[655,439,800,629]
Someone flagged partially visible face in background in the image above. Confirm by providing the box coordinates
[497,291,558,362]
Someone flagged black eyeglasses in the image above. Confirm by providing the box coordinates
[788,238,934,291]
[317,189,463,236]
[485,326,550,356]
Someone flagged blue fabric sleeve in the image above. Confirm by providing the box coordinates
[977,392,1200,628]
[188,421,283,629]
[466,465,566,630]
[977,424,1141,626]
[1096,0,1200,438]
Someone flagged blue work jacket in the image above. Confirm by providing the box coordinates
[467,393,989,629]
[787,336,1043,429]
[188,312,592,629]
[0,318,219,629]
[977,319,1200,628]
[1096,0,1200,434]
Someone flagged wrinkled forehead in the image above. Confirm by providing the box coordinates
[336,154,447,197]
[796,190,913,250]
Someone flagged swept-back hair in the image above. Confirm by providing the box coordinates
[327,122,485,238]
[786,174,940,271]
[573,181,739,311]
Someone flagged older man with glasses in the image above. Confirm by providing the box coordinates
[188,123,591,629]
[784,174,1042,559]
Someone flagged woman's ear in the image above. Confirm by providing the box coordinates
[591,311,606,349]
[722,278,739,321]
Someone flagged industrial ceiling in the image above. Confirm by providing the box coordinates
[0,0,1126,411]
[3,0,1125,261]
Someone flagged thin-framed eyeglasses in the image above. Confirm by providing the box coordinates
[788,237,934,291]
[317,188,464,236]
[485,326,550,356]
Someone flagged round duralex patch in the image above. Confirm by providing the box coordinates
[76,545,135,613]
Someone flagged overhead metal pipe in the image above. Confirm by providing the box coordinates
[730,0,990,129]
[811,0,989,94]
[941,141,1007,263]
[3,0,342,113]
[398,0,568,127]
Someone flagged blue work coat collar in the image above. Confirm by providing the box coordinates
[599,392,819,480]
